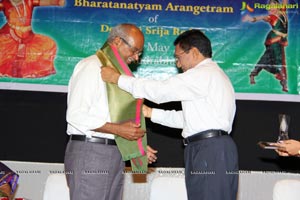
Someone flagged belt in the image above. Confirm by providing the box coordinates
[70,135,116,145]
[183,129,227,146]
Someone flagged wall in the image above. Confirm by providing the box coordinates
[1,89,300,172]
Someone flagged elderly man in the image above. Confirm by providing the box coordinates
[64,23,157,200]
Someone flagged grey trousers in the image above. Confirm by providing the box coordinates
[64,140,125,200]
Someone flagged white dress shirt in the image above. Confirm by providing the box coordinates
[66,55,114,139]
[118,58,236,138]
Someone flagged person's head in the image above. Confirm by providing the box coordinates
[108,23,144,64]
[173,29,212,72]
[268,0,280,15]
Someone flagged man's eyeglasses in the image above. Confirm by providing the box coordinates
[120,37,143,56]
[174,49,190,63]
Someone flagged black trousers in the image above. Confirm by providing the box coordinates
[184,135,239,200]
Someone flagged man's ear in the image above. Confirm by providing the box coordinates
[191,47,205,62]
[112,37,122,47]
[190,47,199,57]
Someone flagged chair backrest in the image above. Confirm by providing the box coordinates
[43,174,70,200]
[273,179,300,200]
[149,176,187,200]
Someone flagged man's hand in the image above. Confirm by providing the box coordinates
[101,66,120,84]
[147,145,158,164]
[275,149,290,157]
[114,121,145,140]
[143,105,152,118]
[273,139,300,156]
[94,121,145,141]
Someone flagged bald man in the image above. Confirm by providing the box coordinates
[64,23,157,200]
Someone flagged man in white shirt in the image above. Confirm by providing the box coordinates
[101,29,239,200]
[64,23,157,200]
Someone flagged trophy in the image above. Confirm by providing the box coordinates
[258,114,290,149]
[277,114,290,142]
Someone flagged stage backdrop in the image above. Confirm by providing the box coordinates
[0,0,299,101]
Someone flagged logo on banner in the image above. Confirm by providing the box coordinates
[240,0,298,13]
[240,1,254,12]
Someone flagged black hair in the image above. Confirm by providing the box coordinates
[173,29,212,58]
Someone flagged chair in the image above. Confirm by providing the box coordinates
[149,176,187,200]
[273,179,300,200]
[43,174,70,200]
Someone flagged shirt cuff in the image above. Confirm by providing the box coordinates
[151,108,164,124]
[118,75,134,93]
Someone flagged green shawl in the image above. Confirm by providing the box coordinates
[96,42,148,173]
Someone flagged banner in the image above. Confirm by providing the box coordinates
[0,0,299,101]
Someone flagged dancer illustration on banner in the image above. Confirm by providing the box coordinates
[0,0,65,78]
[242,0,289,92]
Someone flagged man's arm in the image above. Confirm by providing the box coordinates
[101,66,209,104]
[93,121,145,141]
[141,105,158,163]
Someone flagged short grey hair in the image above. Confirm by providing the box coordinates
[107,24,130,43]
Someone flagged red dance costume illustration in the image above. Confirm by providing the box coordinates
[243,0,289,92]
[0,0,64,78]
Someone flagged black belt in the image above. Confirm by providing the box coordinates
[183,129,227,146]
[70,135,116,145]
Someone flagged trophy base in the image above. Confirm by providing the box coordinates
[257,141,278,150]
